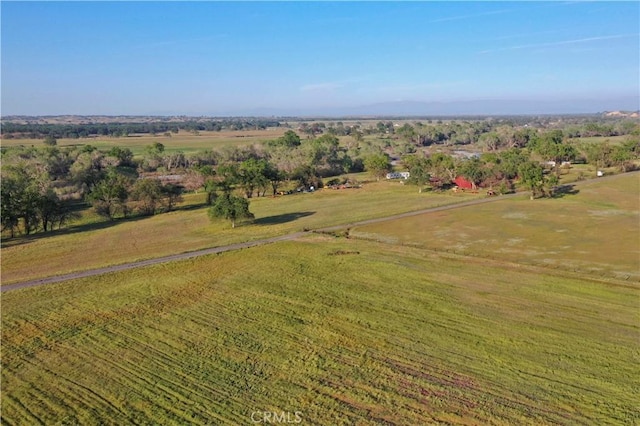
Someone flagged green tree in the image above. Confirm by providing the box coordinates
[264,162,286,196]
[458,157,487,189]
[1,161,75,235]
[140,142,166,172]
[238,158,269,198]
[1,176,22,237]
[396,123,416,143]
[162,183,183,211]
[146,142,165,155]
[129,178,164,215]
[428,153,456,186]
[291,164,323,189]
[43,135,57,146]
[37,189,71,232]
[204,179,220,206]
[583,142,613,169]
[478,132,501,152]
[208,193,254,228]
[364,153,391,181]
[518,161,545,199]
[107,147,135,167]
[306,134,344,176]
[1,164,42,235]
[403,156,431,193]
[87,170,132,219]
[496,149,529,180]
[278,130,301,147]
[70,150,105,194]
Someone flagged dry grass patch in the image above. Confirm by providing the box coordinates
[352,173,640,280]
[1,129,289,155]
[1,181,479,284]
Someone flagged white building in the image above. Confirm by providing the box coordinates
[386,172,410,180]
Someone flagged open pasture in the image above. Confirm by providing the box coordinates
[2,236,638,425]
[1,180,481,285]
[351,172,640,281]
[0,128,289,155]
[567,135,631,146]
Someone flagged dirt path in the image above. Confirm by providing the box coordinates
[3,172,635,292]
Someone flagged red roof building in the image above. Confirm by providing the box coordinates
[453,176,475,190]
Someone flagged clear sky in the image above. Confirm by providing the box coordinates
[1,1,638,116]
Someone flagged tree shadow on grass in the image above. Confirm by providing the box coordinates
[2,200,211,249]
[552,184,580,198]
[254,211,315,225]
[1,215,152,249]
[172,202,208,212]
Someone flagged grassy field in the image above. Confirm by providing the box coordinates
[567,135,631,146]
[1,179,483,285]
[2,235,638,425]
[1,168,638,424]
[351,173,640,281]
[0,129,289,155]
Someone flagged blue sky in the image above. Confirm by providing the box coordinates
[1,1,638,116]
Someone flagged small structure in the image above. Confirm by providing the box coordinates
[453,176,476,190]
[386,171,410,180]
[453,150,481,160]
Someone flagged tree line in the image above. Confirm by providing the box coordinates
[0,119,281,139]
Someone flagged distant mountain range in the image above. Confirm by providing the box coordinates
[4,97,638,121]
[230,97,640,117]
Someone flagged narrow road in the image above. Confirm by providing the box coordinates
[3,171,635,292]
[1,232,306,292]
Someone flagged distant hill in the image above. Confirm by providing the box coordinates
[342,98,640,117]
[224,96,640,117]
[603,111,639,118]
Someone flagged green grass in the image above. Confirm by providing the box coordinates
[351,173,640,281]
[2,170,638,424]
[2,236,638,425]
[1,179,482,284]
[567,135,631,146]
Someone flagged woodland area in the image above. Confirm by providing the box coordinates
[2,115,639,237]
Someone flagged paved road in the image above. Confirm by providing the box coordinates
[3,171,636,292]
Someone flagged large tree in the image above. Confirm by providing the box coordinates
[457,157,487,189]
[1,162,73,235]
[87,170,132,219]
[237,158,269,198]
[1,176,23,237]
[263,162,286,196]
[517,161,557,199]
[364,153,392,181]
[428,153,456,187]
[403,155,431,193]
[277,130,301,147]
[129,178,165,215]
[208,193,254,228]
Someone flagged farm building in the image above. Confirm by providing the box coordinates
[453,176,476,190]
